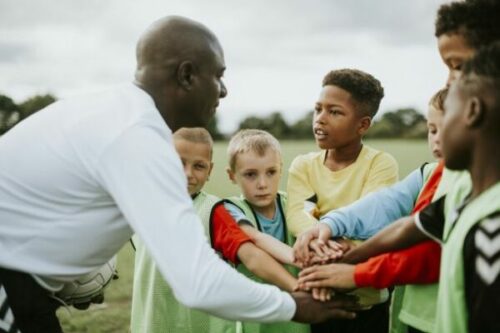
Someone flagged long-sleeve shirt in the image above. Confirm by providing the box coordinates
[320,166,424,239]
[353,161,444,288]
[287,146,399,236]
[0,83,295,322]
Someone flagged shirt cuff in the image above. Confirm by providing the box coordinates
[319,217,338,237]
[353,263,371,288]
[279,292,297,321]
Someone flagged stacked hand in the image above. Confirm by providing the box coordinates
[292,224,358,301]
[294,224,342,266]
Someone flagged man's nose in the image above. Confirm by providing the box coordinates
[220,81,228,98]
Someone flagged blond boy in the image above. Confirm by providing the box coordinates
[224,129,310,333]
[131,128,300,333]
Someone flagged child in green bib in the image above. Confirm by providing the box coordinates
[303,43,500,333]
[224,129,312,333]
[131,128,301,333]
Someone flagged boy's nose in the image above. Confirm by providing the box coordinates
[315,110,326,124]
[184,166,193,178]
[257,177,267,188]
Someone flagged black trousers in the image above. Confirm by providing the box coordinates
[0,267,62,333]
[311,299,390,333]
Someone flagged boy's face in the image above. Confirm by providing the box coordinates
[174,138,213,195]
[313,85,367,150]
[437,33,476,86]
[228,148,281,212]
[441,82,471,170]
[427,106,444,159]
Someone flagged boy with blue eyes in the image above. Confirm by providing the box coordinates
[224,129,311,333]
[286,69,398,333]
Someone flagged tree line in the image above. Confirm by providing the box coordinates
[1,93,427,139]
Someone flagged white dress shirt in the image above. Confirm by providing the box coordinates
[0,83,295,322]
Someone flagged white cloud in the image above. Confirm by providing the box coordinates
[0,0,449,132]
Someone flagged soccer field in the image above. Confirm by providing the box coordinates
[58,139,433,332]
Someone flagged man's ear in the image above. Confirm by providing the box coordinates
[177,61,196,90]
[465,96,485,128]
[358,116,372,135]
[226,167,237,184]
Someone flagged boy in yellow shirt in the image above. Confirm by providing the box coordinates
[286,69,398,333]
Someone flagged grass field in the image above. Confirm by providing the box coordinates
[58,139,433,332]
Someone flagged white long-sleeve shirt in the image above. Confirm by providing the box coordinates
[0,83,295,322]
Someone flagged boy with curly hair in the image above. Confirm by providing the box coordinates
[287,69,399,333]
[295,2,500,332]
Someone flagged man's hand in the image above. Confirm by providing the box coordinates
[294,224,333,266]
[297,263,357,291]
[291,291,357,323]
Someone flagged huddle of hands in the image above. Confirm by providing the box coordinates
[292,225,358,302]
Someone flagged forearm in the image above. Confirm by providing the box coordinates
[320,168,422,239]
[341,216,429,264]
[241,225,295,266]
[239,243,297,292]
[354,240,441,288]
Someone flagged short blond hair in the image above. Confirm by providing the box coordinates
[173,127,213,156]
[227,129,281,171]
[428,87,449,114]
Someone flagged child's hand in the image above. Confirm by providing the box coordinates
[305,239,346,266]
[333,238,358,253]
[311,287,333,302]
[294,224,333,266]
[298,263,357,291]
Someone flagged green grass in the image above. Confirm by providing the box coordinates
[58,139,434,332]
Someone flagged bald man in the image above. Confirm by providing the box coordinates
[0,16,357,333]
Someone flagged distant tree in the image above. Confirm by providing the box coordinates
[0,94,20,135]
[238,116,264,131]
[289,111,313,139]
[366,108,426,139]
[238,112,291,139]
[18,94,56,120]
[207,115,225,140]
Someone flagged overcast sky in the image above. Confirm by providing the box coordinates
[1,0,448,133]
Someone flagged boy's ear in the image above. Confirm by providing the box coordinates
[358,116,372,135]
[226,167,237,184]
[465,96,485,128]
[177,61,196,90]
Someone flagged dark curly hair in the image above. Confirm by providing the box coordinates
[322,69,384,118]
[462,41,500,87]
[435,1,500,49]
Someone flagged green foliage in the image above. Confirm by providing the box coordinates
[0,94,20,135]
[236,108,427,140]
[207,115,225,140]
[289,111,314,139]
[18,94,56,119]
[0,93,57,134]
[366,108,427,139]
[238,112,291,138]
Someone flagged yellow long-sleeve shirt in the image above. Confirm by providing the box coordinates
[286,145,399,236]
